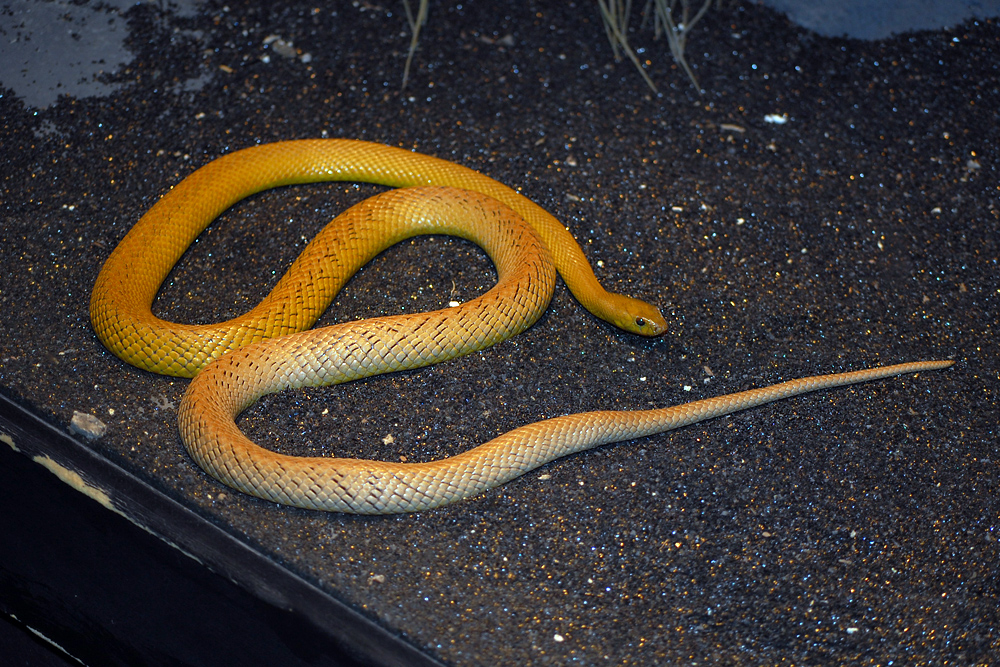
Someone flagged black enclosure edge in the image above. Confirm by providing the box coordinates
[0,392,444,667]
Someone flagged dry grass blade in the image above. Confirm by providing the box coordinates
[401,0,429,89]
[397,0,719,93]
[601,0,717,91]
[647,0,714,89]
[597,0,660,92]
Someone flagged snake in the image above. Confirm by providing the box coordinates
[90,139,953,514]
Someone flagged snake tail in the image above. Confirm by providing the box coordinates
[180,352,953,514]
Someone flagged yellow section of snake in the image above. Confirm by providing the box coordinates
[90,139,666,378]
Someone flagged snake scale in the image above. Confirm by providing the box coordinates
[90,139,952,514]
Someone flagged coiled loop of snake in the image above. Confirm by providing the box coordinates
[90,139,666,379]
[91,139,952,514]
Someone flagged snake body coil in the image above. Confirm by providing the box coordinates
[91,139,952,514]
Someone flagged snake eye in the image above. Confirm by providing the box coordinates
[635,317,646,328]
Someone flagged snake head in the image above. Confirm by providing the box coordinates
[611,295,667,336]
